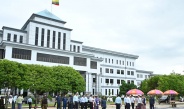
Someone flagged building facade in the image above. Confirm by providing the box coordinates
[0,10,153,96]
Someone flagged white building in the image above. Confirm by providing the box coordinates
[0,10,153,96]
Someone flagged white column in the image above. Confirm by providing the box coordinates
[88,73,93,94]
[85,72,89,92]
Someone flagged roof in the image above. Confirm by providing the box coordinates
[136,70,153,74]
[36,9,63,21]
[82,45,139,59]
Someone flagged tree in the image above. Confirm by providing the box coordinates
[119,81,137,96]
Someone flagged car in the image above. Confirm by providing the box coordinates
[158,95,174,104]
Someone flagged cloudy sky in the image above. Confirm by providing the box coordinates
[0,0,184,74]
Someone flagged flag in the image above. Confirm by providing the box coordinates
[52,0,59,6]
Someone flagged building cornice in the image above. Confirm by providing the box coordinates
[71,40,83,44]
[100,64,136,70]
[100,75,136,79]
[2,26,27,33]
[1,41,102,62]
[82,45,139,59]
[136,70,153,74]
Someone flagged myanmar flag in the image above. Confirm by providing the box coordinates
[52,0,59,6]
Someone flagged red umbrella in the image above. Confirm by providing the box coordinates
[147,89,163,95]
[164,90,178,95]
[126,89,144,95]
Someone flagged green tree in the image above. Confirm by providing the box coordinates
[119,81,137,96]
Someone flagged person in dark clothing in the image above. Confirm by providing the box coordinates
[56,94,62,109]
[0,97,5,109]
[101,96,106,109]
[149,95,155,109]
[41,96,48,109]
[68,95,73,109]
[62,95,68,109]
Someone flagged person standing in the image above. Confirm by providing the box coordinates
[126,95,131,109]
[12,94,17,109]
[62,95,68,109]
[124,95,127,109]
[137,95,142,109]
[80,95,85,109]
[94,96,100,109]
[56,94,62,109]
[68,94,73,109]
[73,93,79,109]
[101,96,106,109]
[84,94,88,109]
[149,95,155,109]
[27,96,32,109]
[115,94,122,109]
[16,95,23,109]
[142,95,146,109]
[41,96,48,109]
[0,97,5,109]
[89,95,94,109]
[130,95,135,109]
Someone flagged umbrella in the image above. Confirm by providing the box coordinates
[147,89,163,95]
[164,90,178,95]
[126,89,144,95]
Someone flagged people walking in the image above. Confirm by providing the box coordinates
[142,95,146,109]
[149,95,155,109]
[137,95,142,109]
[89,95,94,109]
[16,95,24,109]
[94,96,100,109]
[27,96,32,109]
[115,94,122,109]
[124,95,127,109]
[84,94,88,109]
[73,93,79,109]
[0,96,5,109]
[101,96,106,109]
[80,95,85,109]
[62,95,68,109]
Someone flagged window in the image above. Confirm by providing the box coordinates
[35,27,39,46]
[19,35,23,43]
[119,60,121,65]
[130,62,131,66]
[121,70,124,75]
[145,75,147,79]
[52,31,56,48]
[58,32,61,49]
[73,45,76,52]
[37,53,69,64]
[123,61,124,65]
[127,80,130,84]
[13,34,17,42]
[140,74,143,78]
[117,79,120,84]
[93,78,96,83]
[109,59,110,63]
[127,71,130,75]
[105,58,107,63]
[127,61,128,66]
[110,69,113,74]
[77,46,80,52]
[101,78,102,83]
[63,33,66,50]
[41,28,45,46]
[131,71,134,75]
[121,80,125,84]
[105,79,109,83]
[90,61,97,69]
[105,68,109,73]
[12,48,31,60]
[112,89,114,95]
[100,68,102,73]
[117,89,119,95]
[105,89,107,95]
[137,74,139,78]
[74,57,87,66]
[131,80,134,84]
[7,33,11,41]
[132,62,134,66]
[70,45,72,51]
[116,60,118,64]
[47,30,50,47]
[0,49,5,59]
[117,70,120,74]
[112,59,113,64]
[110,79,113,84]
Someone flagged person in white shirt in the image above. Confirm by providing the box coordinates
[84,94,88,109]
[89,95,94,109]
[115,94,122,109]
[80,95,85,109]
[137,95,142,109]
[27,96,32,109]
[126,95,131,109]
[124,95,127,109]
[73,93,79,109]
[130,95,135,109]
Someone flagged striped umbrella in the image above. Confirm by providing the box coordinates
[126,89,144,95]
[147,89,163,95]
[164,90,179,95]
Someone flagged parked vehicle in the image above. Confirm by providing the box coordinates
[158,95,174,104]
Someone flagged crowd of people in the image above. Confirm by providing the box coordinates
[115,94,155,109]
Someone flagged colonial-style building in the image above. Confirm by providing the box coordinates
[0,10,153,96]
